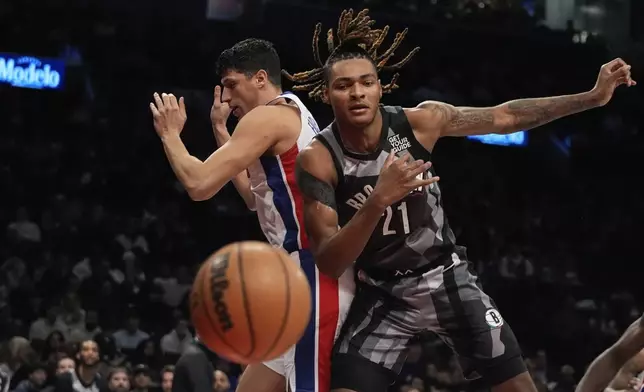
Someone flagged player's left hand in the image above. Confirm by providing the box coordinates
[592,58,636,107]
[150,92,187,138]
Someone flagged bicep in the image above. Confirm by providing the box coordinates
[416,101,498,137]
[295,146,339,254]
[302,196,339,254]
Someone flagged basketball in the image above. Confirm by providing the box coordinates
[190,241,312,364]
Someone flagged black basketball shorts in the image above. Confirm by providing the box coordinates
[330,252,527,392]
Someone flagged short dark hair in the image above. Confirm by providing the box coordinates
[283,8,420,101]
[216,38,282,87]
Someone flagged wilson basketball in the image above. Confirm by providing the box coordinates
[190,241,312,364]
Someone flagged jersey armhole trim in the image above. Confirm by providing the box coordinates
[315,135,345,186]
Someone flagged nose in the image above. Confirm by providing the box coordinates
[349,84,366,100]
[221,87,232,103]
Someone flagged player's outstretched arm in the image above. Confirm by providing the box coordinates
[296,141,384,278]
[151,93,289,201]
[576,314,644,392]
[413,58,635,138]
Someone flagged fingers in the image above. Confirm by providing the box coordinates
[179,96,186,113]
[607,58,627,72]
[410,176,440,188]
[383,150,396,169]
[214,86,222,105]
[405,160,432,179]
[149,102,160,117]
[153,92,163,110]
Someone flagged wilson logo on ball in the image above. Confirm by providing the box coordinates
[211,252,234,332]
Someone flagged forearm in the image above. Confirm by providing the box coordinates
[498,90,600,133]
[161,133,206,193]
[577,320,644,392]
[214,126,256,210]
[315,197,385,278]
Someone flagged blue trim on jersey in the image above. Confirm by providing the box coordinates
[294,249,317,392]
[259,155,300,254]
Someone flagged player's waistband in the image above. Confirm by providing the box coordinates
[358,246,468,282]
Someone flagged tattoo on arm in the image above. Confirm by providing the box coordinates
[422,91,599,136]
[295,164,337,210]
[501,93,597,131]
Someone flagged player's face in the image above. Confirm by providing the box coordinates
[220,69,261,119]
[325,58,382,128]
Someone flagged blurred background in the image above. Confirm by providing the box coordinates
[1,0,643,391]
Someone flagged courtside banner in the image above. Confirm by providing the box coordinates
[0,53,65,90]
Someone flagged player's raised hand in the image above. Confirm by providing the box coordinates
[592,58,637,107]
[150,92,187,138]
[371,152,439,208]
[210,85,232,128]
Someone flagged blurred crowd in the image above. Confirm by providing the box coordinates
[1,1,643,392]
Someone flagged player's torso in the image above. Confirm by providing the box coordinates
[246,93,320,254]
[317,105,456,271]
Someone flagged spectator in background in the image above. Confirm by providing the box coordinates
[68,311,101,343]
[54,358,75,375]
[131,365,151,392]
[212,370,229,392]
[54,340,105,392]
[106,367,130,392]
[29,308,66,343]
[13,363,48,392]
[112,313,149,354]
[160,313,192,356]
[131,340,163,378]
[57,294,86,338]
[41,332,66,366]
[160,366,174,392]
[7,207,42,243]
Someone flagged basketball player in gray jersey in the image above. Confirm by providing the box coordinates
[285,8,636,392]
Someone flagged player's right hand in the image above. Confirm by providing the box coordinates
[371,152,440,209]
[210,86,231,128]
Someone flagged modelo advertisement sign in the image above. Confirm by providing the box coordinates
[0,53,65,90]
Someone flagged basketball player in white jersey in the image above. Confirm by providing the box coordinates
[149,38,354,392]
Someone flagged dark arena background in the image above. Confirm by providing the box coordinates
[1,0,643,391]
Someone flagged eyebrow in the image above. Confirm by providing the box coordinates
[333,73,377,83]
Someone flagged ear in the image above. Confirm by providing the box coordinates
[378,79,383,99]
[255,70,268,88]
[322,87,330,104]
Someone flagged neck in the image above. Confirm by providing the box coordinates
[336,110,383,154]
[78,364,98,383]
[259,86,283,106]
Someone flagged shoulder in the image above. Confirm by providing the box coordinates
[176,343,207,365]
[241,105,301,131]
[297,139,337,185]
[403,101,456,127]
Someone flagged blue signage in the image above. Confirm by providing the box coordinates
[467,131,528,147]
[0,53,65,90]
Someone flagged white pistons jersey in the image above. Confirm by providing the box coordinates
[245,92,355,392]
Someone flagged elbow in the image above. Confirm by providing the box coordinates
[186,183,212,202]
[493,106,519,134]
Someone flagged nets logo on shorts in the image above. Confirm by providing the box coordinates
[485,308,504,329]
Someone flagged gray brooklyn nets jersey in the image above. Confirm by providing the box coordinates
[315,105,458,272]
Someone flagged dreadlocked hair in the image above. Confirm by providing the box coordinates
[282,8,420,102]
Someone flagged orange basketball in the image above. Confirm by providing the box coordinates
[190,241,312,364]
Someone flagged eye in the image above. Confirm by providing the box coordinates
[364,80,375,86]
